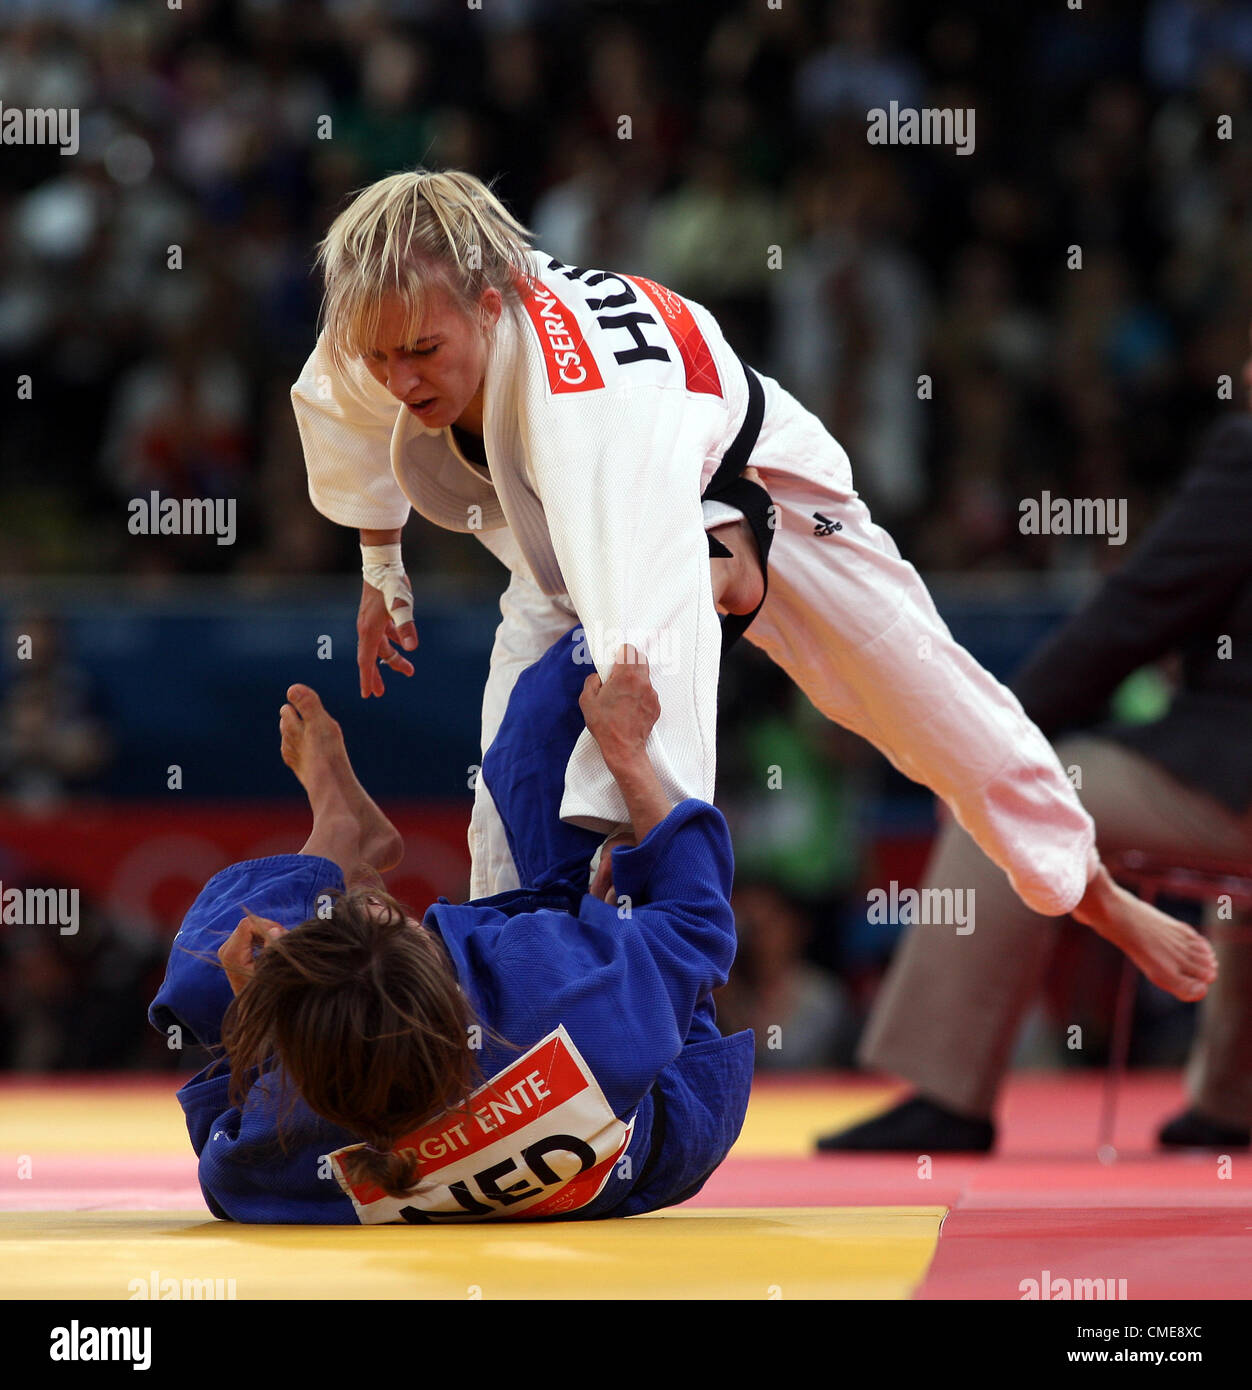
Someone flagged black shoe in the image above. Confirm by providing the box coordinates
[1157,1107,1250,1149]
[815,1095,995,1153]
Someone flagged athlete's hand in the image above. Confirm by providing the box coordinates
[219,913,284,996]
[581,647,672,846]
[579,646,661,771]
[357,580,418,699]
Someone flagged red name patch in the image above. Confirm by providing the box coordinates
[329,1026,634,1223]
[519,280,605,394]
[624,275,723,398]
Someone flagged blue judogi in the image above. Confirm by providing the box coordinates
[149,631,754,1223]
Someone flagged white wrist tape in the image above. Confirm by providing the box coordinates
[361,543,414,629]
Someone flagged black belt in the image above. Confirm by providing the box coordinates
[632,1080,668,1195]
[701,353,771,653]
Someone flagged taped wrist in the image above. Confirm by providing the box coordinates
[360,543,413,628]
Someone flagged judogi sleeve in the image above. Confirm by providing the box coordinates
[478,798,738,1109]
[148,854,359,1224]
[519,383,722,833]
[604,797,738,1035]
[149,855,345,1048]
[176,1066,358,1224]
[290,330,411,531]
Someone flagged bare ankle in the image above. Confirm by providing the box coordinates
[1071,865,1121,930]
[299,810,363,876]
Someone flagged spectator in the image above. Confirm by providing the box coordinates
[0,612,112,807]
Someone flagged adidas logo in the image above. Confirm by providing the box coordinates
[813,512,843,536]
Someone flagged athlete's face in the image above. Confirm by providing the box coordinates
[362,286,503,432]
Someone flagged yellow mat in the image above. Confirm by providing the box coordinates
[0,1207,945,1300]
[0,1080,902,1157]
[1,1079,935,1299]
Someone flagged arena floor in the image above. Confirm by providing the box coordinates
[2,1072,1249,1300]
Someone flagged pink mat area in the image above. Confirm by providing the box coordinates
[689,1071,1252,1299]
[693,1152,1252,1211]
[0,1155,204,1212]
[694,1070,1251,1204]
[917,1208,1252,1300]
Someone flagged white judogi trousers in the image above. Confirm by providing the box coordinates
[470,444,1098,918]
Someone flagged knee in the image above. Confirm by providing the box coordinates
[1052,735,1105,802]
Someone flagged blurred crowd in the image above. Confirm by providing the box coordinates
[1,0,1250,584]
[2,0,1248,1069]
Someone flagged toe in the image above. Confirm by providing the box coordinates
[287,684,322,714]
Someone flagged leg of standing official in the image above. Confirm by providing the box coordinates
[860,735,1252,1121]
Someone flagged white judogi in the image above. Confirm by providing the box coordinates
[292,252,1097,914]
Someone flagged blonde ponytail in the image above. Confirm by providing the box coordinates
[315,168,536,372]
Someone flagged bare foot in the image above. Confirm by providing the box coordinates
[281,684,404,872]
[1079,876,1218,1002]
